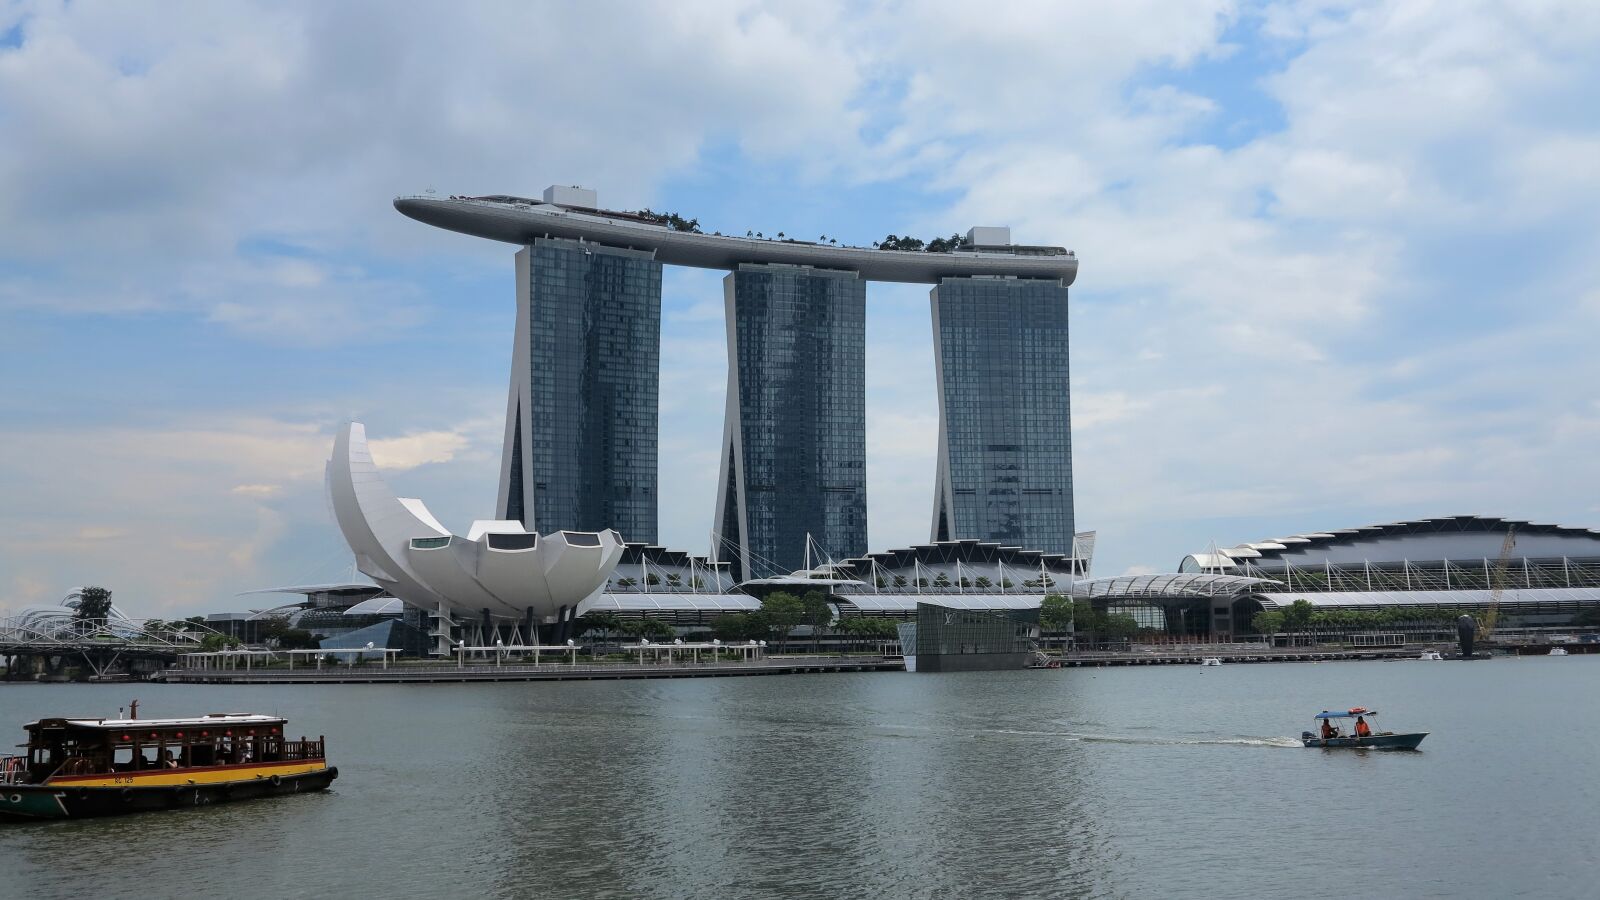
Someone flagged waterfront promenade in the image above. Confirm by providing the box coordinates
[154,655,903,684]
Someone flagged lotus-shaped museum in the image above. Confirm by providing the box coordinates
[327,423,624,652]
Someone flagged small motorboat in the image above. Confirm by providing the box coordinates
[1200,657,1223,667]
[1,707,336,821]
[1301,707,1427,750]
[1548,647,1569,656]
[1418,651,1444,661]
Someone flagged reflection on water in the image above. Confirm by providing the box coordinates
[3,658,1598,898]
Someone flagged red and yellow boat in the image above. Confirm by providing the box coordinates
[1,711,337,820]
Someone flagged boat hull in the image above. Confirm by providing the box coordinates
[0,767,337,821]
[1300,732,1427,751]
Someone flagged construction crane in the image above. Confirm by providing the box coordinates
[1480,526,1518,642]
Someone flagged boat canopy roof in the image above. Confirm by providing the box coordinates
[26,714,286,732]
[1314,708,1378,719]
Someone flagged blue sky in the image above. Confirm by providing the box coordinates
[3,0,1599,618]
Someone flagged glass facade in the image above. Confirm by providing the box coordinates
[931,277,1074,555]
[715,265,867,579]
[504,237,661,542]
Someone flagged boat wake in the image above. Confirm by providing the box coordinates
[988,728,1301,749]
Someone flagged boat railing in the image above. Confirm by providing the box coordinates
[1,754,27,784]
[278,738,325,761]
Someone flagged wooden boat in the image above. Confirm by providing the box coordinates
[1301,707,1427,751]
[1,711,336,820]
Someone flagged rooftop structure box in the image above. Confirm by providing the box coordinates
[965,226,1012,247]
[543,185,598,208]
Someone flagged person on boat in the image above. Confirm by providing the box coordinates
[1354,716,1372,738]
[160,749,179,769]
[1320,719,1337,740]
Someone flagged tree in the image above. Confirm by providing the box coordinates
[838,617,899,642]
[619,617,674,641]
[893,575,908,588]
[800,591,833,651]
[712,612,769,642]
[73,586,114,625]
[1040,594,1074,631]
[578,612,623,638]
[974,576,992,589]
[665,573,682,587]
[199,633,241,652]
[760,592,805,651]
[932,572,951,588]
[1281,599,1315,633]
[1253,610,1284,642]
[1102,613,1140,641]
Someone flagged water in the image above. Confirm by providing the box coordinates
[3,657,1597,898]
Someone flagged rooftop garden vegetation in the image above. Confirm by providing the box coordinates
[634,208,703,233]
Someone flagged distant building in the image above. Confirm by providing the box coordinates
[713,264,867,579]
[1181,515,1600,635]
[827,539,1087,617]
[900,602,1039,672]
[499,236,662,541]
[396,188,1079,562]
[931,277,1075,555]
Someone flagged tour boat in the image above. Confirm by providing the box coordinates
[1200,657,1223,667]
[1418,651,1444,661]
[1548,647,1569,656]
[1,710,336,820]
[1301,708,1427,750]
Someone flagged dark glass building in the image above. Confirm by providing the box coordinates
[930,277,1074,555]
[713,264,867,579]
[497,237,662,542]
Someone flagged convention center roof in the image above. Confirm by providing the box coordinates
[1069,573,1278,600]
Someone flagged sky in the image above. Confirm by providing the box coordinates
[2,0,1599,619]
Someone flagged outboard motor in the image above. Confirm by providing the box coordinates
[1456,614,1476,659]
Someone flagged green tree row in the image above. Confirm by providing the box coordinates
[1038,594,1140,640]
[1253,600,1475,637]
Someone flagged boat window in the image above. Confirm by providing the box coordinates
[114,746,135,770]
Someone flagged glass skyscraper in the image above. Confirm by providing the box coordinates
[713,264,867,579]
[497,237,662,542]
[930,277,1074,555]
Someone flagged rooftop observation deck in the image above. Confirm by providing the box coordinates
[394,194,1079,286]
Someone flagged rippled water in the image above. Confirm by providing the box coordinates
[3,657,1597,898]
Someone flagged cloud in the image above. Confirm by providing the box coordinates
[4,0,1600,605]
[367,429,469,472]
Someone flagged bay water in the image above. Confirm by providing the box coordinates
[2,657,1596,898]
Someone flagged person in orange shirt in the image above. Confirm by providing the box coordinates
[1354,716,1372,738]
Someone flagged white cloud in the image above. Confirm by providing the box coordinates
[367,430,469,472]
[5,0,1600,602]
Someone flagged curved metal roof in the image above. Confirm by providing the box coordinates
[343,596,404,616]
[1256,587,1600,608]
[395,196,1078,286]
[1197,516,1600,567]
[1071,573,1279,600]
[837,594,1043,612]
[578,593,762,614]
